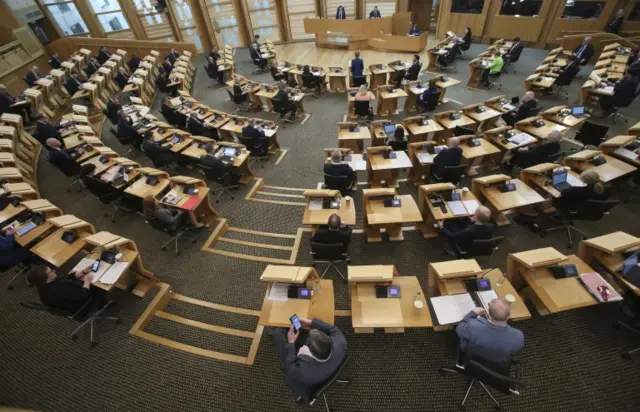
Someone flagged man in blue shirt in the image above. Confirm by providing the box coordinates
[456,298,524,367]
[351,51,364,77]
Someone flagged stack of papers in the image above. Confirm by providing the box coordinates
[99,262,129,285]
[599,86,615,94]
[308,198,323,211]
[614,147,639,161]
[268,282,289,302]
[566,174,587,187]
[508,133,536,146]
[139,107,150,117]
[352,160,367,171]
[463,200,480,215]
[503,104,516,111]
[430,294,475,325]
[263,129,276,137]
[417,153,435,164]
[447,201,467,216]
[475,290,499,309]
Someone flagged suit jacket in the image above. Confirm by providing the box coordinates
[336,9,346,19]
[98,50,111,64]
[36,121,61,141]
[433,147,463,176]
[143,141,174,165]
[514,98,537,122]
[187,118,206,136]
[0,93,14,115]
[556,184,609,214]
[242,125,265,141]
[409,28,420,36]
[275,89,291,104]
[508,42,523,60]
[324,162,353,177]
[573,43,594,64]
[369,10,381,18]
[199,153,219,169]
[117,116,138,140]
[87,62,100,77]
[25,71,42,87]
[515,141,560,168]
[351,58,364,77]
[628,59,640,77]
[558,61,580,82]
[128,56,141,71]
[606,16,624,35]
[612,76,640,106]
[406,62,421,80]
[49,56,62,69]
[64,77,82,96]
[106,100,122,123]
[168,52,178,64]
[312,227,350,248]
[49,149,80,176]
[163,61,173,75]
[38,276,90,313]
[281,318,347,402]
[441,221,496,253]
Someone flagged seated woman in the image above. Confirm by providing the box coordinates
[270,61,286,82]
[554,169,609,216]
[354,85,372,101]
[416,80,440,113]
[386,125,407,151]
[143,195,204,229]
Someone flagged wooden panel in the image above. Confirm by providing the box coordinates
[0,54,51,95]
[546,0,620,44]
[304,16,393,37]
[486,0,554,43]
[245,0,281,42]
[411,0,432,31]
[436,0,491,40]
[286,0,317,40]
[204,0,243,47]
[106,29,136,39]
[325,0,356,19]
[391,10,411,35]
[12,28,43,56]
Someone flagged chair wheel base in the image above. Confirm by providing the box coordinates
[192,239,197,243]
[176,251,181,256]
[458,405,466,411]
[622,352,632,360]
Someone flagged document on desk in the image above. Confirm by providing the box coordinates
[99,262,129,285]
[139,107,150,117]
[268,282,289,302]
[566,174,587,187]
[430,294,475,325]
[599,86,614,95]
[353,160,367,171]
[508,133,536,146]
[474,290,499,310]
[417,153,434,164]
[462,200,480,215]
[70,258,111,282]
[503,104,516,111]
[263,129,276,137]
[447,201,467,216]
[614,147,639,161]
[308,198,323,211]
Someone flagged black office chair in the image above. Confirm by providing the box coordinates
[454,126,475,137]
[611,98,635,124]
[553,72,573,100]
[147,217,197,256]
[49,157,83,192]
[310,242,350,283]
[225,88,248,112]
[239,136,270,168]
[614,295,640,359]
[437,44,459,72]
[487,70,503,90]
[249,49,268,73]
[460,38,472,54]
[301,74,321,98]
[324,173,352,196]
[541,199,620,248]
[389,139,408,152]
[111,128,139,158]
[297,354,350,409]
[448,236,504,259]
[416,92,441,114]
[439,354,524,411]
[161,103,181,127]
[351,75,366,87]
[529,106,543,117]
[4,260,31,291]
[272,99,294,127]
[354,100,373,126]
[82,175,128,223]
[432,164,466,186]
[200,160,240,202]
[573,121,608,148]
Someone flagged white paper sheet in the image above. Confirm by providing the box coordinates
[430,294,476,325]
[463,200,480,215]
[566,174,587,187]
[614,147,639,161]
[99,262,129,285]
[447,201,467,216]
[263,129,276,137]
[353,160,367,171]
[268,282,289,302]
[308,198,323,211]
[417,153,434,164]
[475,290,499,309]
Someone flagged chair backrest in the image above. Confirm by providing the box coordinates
[468,236,503,257]
[441,165,466,185]
[83,175,120,205]
[302,74,318,88]
[272,98,286,114]
[466,359,524,396]
[253,138,270,157]
[424,92,440,111]
[238,135,255,151]
[575,199,619,221]
[352,76,366,87]
[454,126,474,136]
[574,121,608,147]
[200,159,229,182]
[390,139,408,152]
[311,242,347,261]
[310,354,350,400]
[529,106,543,117]
[324,173,350,195]
[354,100,371,116]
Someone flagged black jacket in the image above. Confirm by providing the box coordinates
[556,184,609,215]
[0,93,14,116]
[36,120,61,142]
[65,77,82,96]
[573,43,595,64]
[433,147,463,176]
[163,61,173,75]
[168,51,179,65]
[128,56,141,71]
[514,141,560,168]
[143,141,174,165]
[336,8,346,19]
[25,71,42,87]
[324,163,354,177]
[38,276,90,313]
[106,100,122,124]
[515,98,537,122]
[187,118,207,136]
[507,42,524,60]
[242,125,265,141]
[49,149,81,176]
[49,56,62,69]
[441,221,496,253]
[612,76,640,106]
[117,116,138,140]
[406,62,421,80]
[98,50,111,64]
[369,9,381,18]
[312,226,350,248]
[606,16,624,35]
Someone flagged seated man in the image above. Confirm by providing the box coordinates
[199,143,224,168]
[311,213,350,249]
[25,65,43,87]
[503,37,523,63]
[116,110,139,141]
[86,58,101,77]
[573,36,594,66]
[64,74,83,96]
[271,317,347,402]
[186,112,207,136]
[270,61,286,82]
[456,298,524,367]
[274,83,297,119]
[0,224,30,269]
[142,131,175,167]
[26,265,93,313]
[106,94,122,124]
[0,84,33,123]
[599,73,639,116]
[482,52,503,86]
[555,54,580,81]
[394,55,421,87]
[128,52,141,72]
[502,91,537,126]
[416,80,440,113]
[509,130,562,169]
[432,137,462,178]
[97,46,111,64]
[46,138,81,175]
[324,149,357,190]
[49,52,63,69]
[439,206,495,255]
[35,114,62,143]
[205,56,224,84]
[242,118,266,143]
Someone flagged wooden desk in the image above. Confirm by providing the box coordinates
[124,172,170,199]
[458,136,501,176]
[599,135,640,167]
[434,112,477,140]
[462,105,502,131]
[435,77,461,104]
[338,123,371,154]
[516,117,567,140]
[327,68,347,92]
[520,163,583,200]
[541,106,589,128]
[351,276,432,333]
[160,178,218,227]
[564,151,637,183]
[418,184,479,238]
[362,189,422,242]
[30,227,91,267]
[302,190,356,227]
[215,142,254,184]
[348,265,397,282]
[473,176,545,226]
[426,259,483,297]
[376,87,408,116]
[466,58,490,89]
[0,202,26,225]
[369,66,393,89]
[367,149,412,188]
[404,117,444,143]
[407,141,441,185]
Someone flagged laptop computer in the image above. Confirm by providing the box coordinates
[572,106,585,118]
[552,170,571,192]
[384,124,396,135]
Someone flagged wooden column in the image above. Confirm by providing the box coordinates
[74,0,106,38]
[189,0,212,51]
[196,0,218,49]
[234,0,251,46]
[120,0,147,40]
[275,0,289,42]
[410,0,431,31]
[0,0,23,44]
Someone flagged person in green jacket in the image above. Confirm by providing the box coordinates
[483,52,504,86]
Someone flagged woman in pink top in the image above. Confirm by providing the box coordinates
[354,85,372,101]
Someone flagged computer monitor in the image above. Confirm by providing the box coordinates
[572,106,585,116]
[223,147,236,156]
[623,253,638,275]
[384,124,396,135]
[552,170,567,186]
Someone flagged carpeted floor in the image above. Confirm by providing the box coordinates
[1,43,640,412]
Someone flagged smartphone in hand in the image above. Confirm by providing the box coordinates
[290,314,302,333]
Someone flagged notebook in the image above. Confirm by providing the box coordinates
[447,201,467,216]
[430,294,476,325]
[181,196,200,211]
[578,272,622,303]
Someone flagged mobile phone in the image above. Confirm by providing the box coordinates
[289,314,302,333]
[91,260,101,272]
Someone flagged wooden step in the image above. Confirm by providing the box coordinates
[132,277,158,298]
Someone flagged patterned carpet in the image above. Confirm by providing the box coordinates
[1,43,640,412]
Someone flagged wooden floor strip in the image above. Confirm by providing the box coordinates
[335,310,352,317]
[256,191,305,199]
[262,185,307,192]
[274,149,288,165]
[245,325,264,365]
[172,293,261,317]
[204,248,296,265]
[133,330,249,364]
[226,226,298,239]
[217,237,294,251]
[129,283,171,334]
[155,311,255,339]
[248,198,307,206]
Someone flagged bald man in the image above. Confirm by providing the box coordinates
[503,91,537,126]
[432,137,462,178]
[509,129,562,169]
[439,205,495,255]
[573,36,594,66]
[311,213,350,249]
[25,65,43,87]
[456,298,524,367]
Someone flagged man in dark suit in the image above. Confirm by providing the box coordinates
[274,83,297,118]
[49,52,63,69]
[199,143,224,169]
[504,37,523,63]
[162,57,173,76]
[86,58,101,77]
[106,95,122,124]
[242,119,266,142]
[115,69,129,90]
[369,6,381,18]
[142,131,175,166]
[25,65,43,87]
[509,130,562,169]
[336,5,346,19]
[128,52,141,72]
[503,91,537,126]
[46,138,81,176]
[325,150,357,189]
[27,265,94,313]
[0,84,33,123]
[205,56,224,84]
[433,137,463,177]
[573,36,594,65]
[0,225,30,270]
[311,214,350,248]
[271,317,347,403]
[167,48,179,65]
[249,44,267,70]
[606,9,624,35]
[395,55,421,86]
[556,54,580,80]
[116,110,139,141]
[64,74,83,96]
[599,73,640,115]
[35,114,62,143]
[439,205,496,254]
[186,112,207,136]
[351,51,364,77]
[97,46,111,64]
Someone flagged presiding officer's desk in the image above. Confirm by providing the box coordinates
[404,116,445,143]
[366,146,413,188]
[338,122,371,153]
[302,189,356,230]
[599,135,640,167]
[578,231,640,296]
[349,265,432,333]
[472,174,545,226]
[362,188,422,243]
[564,150,637,183]
[506,248,599,315]
[258,265,334,327]
[417,183,480,238]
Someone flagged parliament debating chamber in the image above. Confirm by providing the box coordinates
[2,0,640,411]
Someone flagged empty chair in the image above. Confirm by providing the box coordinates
[324,173,352,196]
[310,242,350,282]
[239,135,270,168]
[454,126,474,136]
[82,174,128,223]
[225,88,248,112]
[200,156,240,202]
[147,217,197,256]
[573,121,608,148]
[432,164,466,186]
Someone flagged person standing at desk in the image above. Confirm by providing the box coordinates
[416,80,440,113]
[275,83,297,119]
[482,52,503,87]
[98,46,111,65]
[432,137,462,177]
[599,73,639,116]
[25,65,43,87]
[312,214,351,248]
[456,298,524,367]
[606,9,625,35]
[336,5,346,19]
[508,130,562,170]
[143,195,203,229]
[26,265,94,313]
[573,37,594,66]
[162,57,173,76]
[271,317,347,403]
[351,52,364,77]
[439,206,495,254]
[408,24,420,36]
[503,91,537,126]
[555,54,580,79]
[369,6,381,18]
[325,150,357,190]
